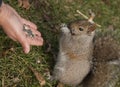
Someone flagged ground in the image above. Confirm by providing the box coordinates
[0,0,120,87]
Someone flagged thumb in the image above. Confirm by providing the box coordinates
[20,41,30,54]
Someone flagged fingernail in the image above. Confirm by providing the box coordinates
[24,48,29,54]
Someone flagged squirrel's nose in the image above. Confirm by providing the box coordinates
[71,32,76,35]
[70,29,76,35]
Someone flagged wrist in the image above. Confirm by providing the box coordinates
[0,2,8,26]
[0,1,4,9]
[0,2,5,12]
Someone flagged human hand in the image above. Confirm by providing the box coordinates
[0,3,43,54]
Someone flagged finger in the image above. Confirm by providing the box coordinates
[21,41,30,54]
[22,18,37,30]
[17,35,31,54]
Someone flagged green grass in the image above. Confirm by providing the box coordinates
[0,0,120,87]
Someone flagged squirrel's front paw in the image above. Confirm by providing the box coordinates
[60,23,70,33]
[60,23,67,28]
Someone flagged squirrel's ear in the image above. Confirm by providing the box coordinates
[88,24,96,32]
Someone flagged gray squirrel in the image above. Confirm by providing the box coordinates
[53,14,96,86]
[52,13,120,87]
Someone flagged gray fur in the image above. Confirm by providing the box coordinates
[53,20,95,86]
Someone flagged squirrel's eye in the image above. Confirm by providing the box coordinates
[79,28,83,31]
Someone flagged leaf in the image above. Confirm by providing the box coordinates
[18,0,22,7]
[18,0,30,10]
[1,46,15,57]
[102,0,110,5]
[57,83,64,87]
[12,77,20,83]
[29,66,46,87]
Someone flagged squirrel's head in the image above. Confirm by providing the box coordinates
[68,20,96,36]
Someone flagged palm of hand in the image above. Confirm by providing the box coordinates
[0,3,43,53]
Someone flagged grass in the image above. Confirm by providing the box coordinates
[0,0,120,87]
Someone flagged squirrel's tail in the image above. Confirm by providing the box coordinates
[82,28,120,87]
